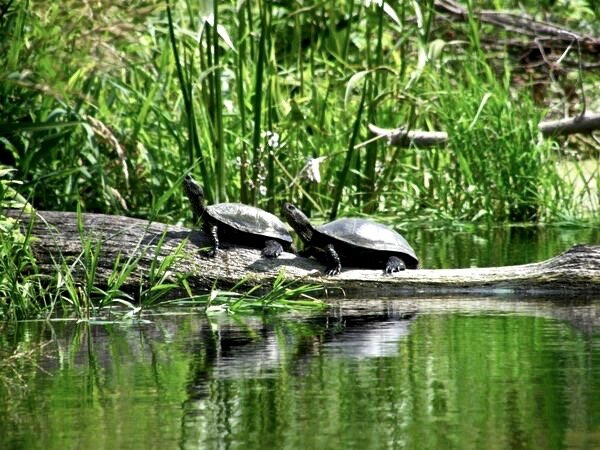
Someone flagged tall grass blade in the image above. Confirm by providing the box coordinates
[330,80,368,220]
[166,0,213,202]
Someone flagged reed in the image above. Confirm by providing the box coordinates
[1,0,597,222]
[1,1,599,318]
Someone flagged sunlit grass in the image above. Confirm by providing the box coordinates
[2,0,597,223]
[166,270,327,315]
[555,159,599,217]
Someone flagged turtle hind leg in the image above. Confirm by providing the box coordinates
[262,240,283,258]
[324,244,342,276]
[385,256,406,273]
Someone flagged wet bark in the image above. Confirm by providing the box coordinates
[5,209,600,297]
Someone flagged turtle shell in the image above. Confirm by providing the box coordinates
[317,218,418,267]
[207,203,292,243]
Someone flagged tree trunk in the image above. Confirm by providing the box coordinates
[5,209,600,297]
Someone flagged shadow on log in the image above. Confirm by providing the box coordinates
[5,209,600,298]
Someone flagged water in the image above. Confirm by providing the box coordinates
[406,224,599,268]
[1,226,599,449]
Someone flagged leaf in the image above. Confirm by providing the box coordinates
[405,43,427,90]
[111,298,135,309]
[216,24,235,50]
[366,0,402,27]
[345,70,369,108]
[412,0,423,33]
[202,13,235,51]
[469,92,493,130]
[428,39,446,61]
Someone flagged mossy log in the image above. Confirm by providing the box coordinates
[6,209,600,297]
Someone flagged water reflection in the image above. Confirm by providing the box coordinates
[1,298,599,450]
[320,315,414,358]
[406,225,600,268]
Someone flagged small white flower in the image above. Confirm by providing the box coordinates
[262,130,280,149]
[268,134,279,149]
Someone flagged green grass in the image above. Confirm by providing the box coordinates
[1,0,599,318]
[165,270,327,315]
[1,0,597,223]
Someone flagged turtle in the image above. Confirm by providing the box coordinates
[282,203,418,275]
[183,175,294,258]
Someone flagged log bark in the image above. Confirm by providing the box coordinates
[537,112,600,137]
[5,209,600,297]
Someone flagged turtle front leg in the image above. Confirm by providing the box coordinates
[385,256,406,273]
[203,224,219,257]
[262,239,283,258]
[324,244,342,275]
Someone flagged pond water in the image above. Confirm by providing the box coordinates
[1,226,599,450]
[405,224,600,269]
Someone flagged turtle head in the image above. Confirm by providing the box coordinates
[183,175,207,217]
[282,203,313,243]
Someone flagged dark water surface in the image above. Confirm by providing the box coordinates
[1,226,599,450]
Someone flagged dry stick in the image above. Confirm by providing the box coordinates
[369,113,600,147]
[367,124,448,147]
[538,113,600,137]
[434,0,595,42]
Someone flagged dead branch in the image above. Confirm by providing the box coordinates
[369,112,600,146]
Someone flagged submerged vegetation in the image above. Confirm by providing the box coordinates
[1,1,599,317]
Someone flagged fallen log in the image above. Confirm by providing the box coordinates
[5,209,600,297]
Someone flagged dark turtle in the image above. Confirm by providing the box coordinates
[183,175,293,257]
[282,203,418,275]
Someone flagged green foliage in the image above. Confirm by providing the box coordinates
[0,202,194,320]
[167,269,327,315]
[0,1,598,318]
[431,66,556,221]
[1,0,597,223]
[0,168,40,320]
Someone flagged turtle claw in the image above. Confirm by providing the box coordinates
[262,240,283,258]
[325,265,341,276]
[385,256,406,274]
[262,249,282,258]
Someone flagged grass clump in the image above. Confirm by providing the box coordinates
[169,270,327,315]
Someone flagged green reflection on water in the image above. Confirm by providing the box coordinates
[1,305,599,450]
[407,225,600,268]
